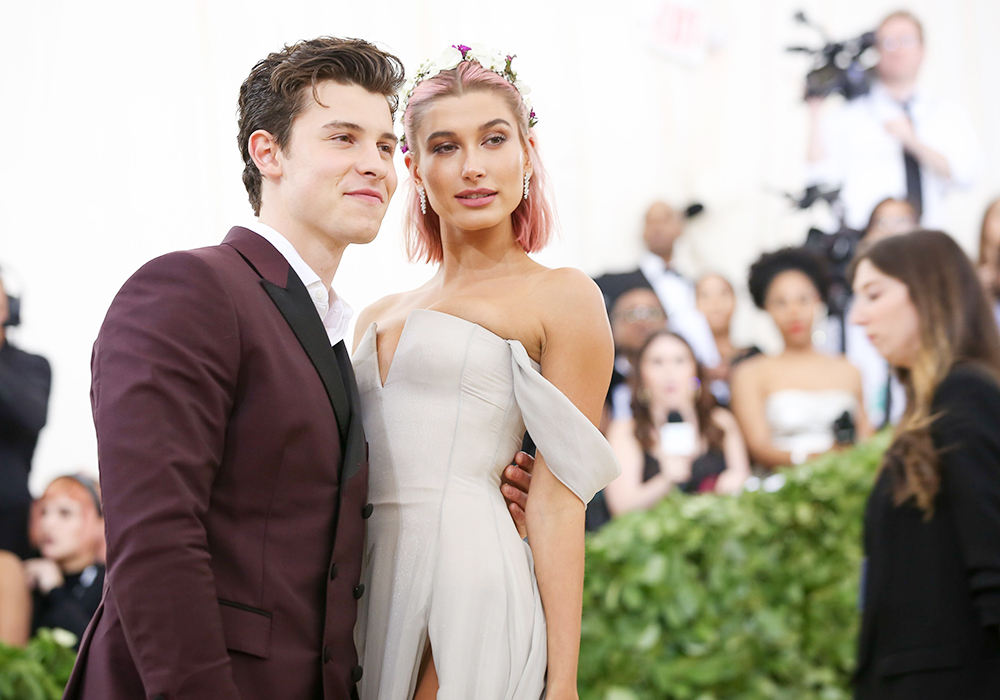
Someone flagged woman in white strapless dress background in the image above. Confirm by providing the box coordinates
[350,46,619,700]
[731,247,873,468]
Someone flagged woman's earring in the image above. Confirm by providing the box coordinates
[691,376,702,400]
[417,185,427,215]
[523,172,531,200]
[637,388,651,405]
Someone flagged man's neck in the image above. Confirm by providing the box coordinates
[880,76,918,103]
[256,213,345,288]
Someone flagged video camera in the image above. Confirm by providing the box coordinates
[787,12,877,101]
[783,185,860,346]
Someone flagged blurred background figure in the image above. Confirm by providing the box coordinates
[604,331,749,516]
[731,248,871,469]
[0,550,30,646]
[850,230,1000,698]
[606,287,669,425]
[831,198,917,428]
[0,268,52,560]
[806,10,980,232]
[695,273,761,405]
[976,197,1000,328]
[863,197,919,245]
[595,201,720,370]
[24,474,104,647]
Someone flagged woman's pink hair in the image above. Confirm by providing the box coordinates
[401,60,555,264]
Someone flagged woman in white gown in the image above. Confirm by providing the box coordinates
[350,46,620,700]
[730,247,873,468]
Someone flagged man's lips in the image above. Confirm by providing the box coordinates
[345,188,384,204]
[456,188,497,207]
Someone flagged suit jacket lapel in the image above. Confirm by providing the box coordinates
[261,270,351,444]
[333,342,366,483]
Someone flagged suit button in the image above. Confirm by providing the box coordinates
[323,646,332,663]
[351,665,364,682]
[362,503,374,519]
[329,562,339,580]
[353,584,365,599]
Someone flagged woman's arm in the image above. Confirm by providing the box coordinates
[604,419,675,514]
[730,360,797,468]
[712,408,751,494]
[527,269,613,699]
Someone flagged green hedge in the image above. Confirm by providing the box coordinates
[580,434,889,700]
[0,629,77,700]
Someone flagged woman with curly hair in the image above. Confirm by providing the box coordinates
[850,230,1000,698]
[730,247,872,468]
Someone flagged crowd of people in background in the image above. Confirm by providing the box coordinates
[0,268,102,649]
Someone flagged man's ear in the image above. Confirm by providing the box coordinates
[248,130,283,179]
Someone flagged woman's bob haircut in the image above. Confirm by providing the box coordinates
[400,59,554,264]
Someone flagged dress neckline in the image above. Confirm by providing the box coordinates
[364,308,538,390]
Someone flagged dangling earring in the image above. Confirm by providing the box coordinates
[523,172,531,200]
[637,387,651,406]
[417,185,427,215]
[691,376,702,400]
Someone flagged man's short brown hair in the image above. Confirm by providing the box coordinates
[237,37,405,215]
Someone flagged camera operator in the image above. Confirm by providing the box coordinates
[0,268,51,559]
[806,10,979,232]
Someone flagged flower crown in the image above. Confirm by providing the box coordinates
[399,43,537,153]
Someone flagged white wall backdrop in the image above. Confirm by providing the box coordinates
[2,0,998,494]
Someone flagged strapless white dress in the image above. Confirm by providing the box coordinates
[351,309,620,700]
[764,388,858,456]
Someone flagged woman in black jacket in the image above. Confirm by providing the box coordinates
[849,230,1000,698]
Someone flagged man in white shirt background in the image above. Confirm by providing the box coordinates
[595,200,721,372]
[806,9,981,233]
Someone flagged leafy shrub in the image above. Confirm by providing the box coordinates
[580,434,889,700]
[0,629,78,700]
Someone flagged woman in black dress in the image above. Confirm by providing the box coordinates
[849,230,1000,698]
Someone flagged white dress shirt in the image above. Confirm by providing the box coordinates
[638,253,721,367]
[808,81,980,231]
[242,222,353,346]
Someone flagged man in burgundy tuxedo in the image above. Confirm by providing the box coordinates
[63,38,531,700]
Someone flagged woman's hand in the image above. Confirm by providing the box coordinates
[659,452,694,485]
[23,558,64,594]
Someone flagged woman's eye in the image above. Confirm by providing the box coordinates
[485,134,506,146]
[432,143,456,154]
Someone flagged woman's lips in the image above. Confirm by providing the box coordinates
[456,189,497,207]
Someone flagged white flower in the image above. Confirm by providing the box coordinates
[514,80,532,97]
[51,628,78,648]
[435,46,463,72]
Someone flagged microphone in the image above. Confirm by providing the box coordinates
[684,203,705,219]
[667,410,684,423]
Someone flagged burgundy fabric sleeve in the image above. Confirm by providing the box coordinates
[91,251,243,698]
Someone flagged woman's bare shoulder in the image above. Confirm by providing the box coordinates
[710,406,739,430]
[533,267,607,322]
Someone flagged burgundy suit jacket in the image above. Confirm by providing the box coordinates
[63,227,370,700]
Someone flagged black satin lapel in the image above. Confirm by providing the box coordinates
[333,342,366,483]
[261,271,351,443]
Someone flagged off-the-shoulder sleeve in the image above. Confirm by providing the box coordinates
[507,340,621,505]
